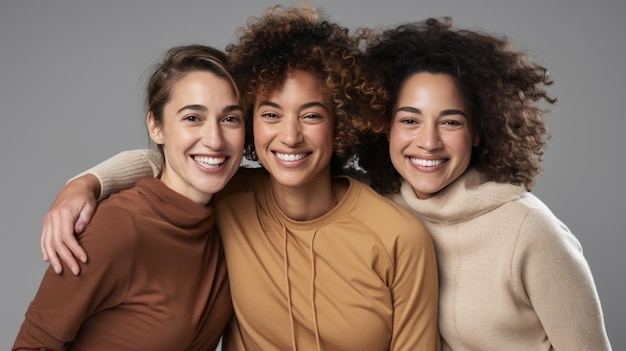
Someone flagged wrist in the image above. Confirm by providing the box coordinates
[70,174,101,199]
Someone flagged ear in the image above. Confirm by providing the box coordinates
[472,132,480,147]
[147,112,164,145]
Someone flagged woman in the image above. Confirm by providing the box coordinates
[14,45,244,350]
[360,18,612,350]
[37,4,441,351]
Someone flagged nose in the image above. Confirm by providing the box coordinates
[202,121,225,150]
[279,116,303,146]
[415,123,442,151]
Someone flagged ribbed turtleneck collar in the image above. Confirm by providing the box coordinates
[133,178,215,235]
[394,168,526,225]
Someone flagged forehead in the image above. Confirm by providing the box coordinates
[171,71,235,97]
[257,69,328,101]
[397,72,466,106]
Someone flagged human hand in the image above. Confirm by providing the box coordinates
[40,174,100,275]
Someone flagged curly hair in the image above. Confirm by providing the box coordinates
[360,17,555,193]
[225,2,387,174]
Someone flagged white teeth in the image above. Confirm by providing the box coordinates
[410,158,445,167]
[194,156,225,168]
[275,152,307,162]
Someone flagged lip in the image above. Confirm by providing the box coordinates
[272,151,311,166]
[192,154,229,173]
[407,156,448,171]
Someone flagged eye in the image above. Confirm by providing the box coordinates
[261,112,279,119]
[441,120,462,126]
[398,117,419,125]
[222,115,242,124]
[184,115,201,122]
[440,118,466,129]
[301,113,324,124]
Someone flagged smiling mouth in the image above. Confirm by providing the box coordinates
[193,155,226,169]
[409,157,446,167]
[274,152,308,162]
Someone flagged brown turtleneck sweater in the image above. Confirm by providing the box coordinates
[13,177,232,351]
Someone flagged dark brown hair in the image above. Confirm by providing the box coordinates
[360,17,555,193]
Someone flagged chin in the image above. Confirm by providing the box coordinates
[196,181,228,195]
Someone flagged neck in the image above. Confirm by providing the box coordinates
[270,176,338,221]
[160,166,213,206]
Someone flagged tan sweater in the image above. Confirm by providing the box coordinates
[71,150,441,350]
[14,178,231,350]
[392,168,612,351]
[217,168,440,350]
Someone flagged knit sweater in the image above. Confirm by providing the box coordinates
[391,168,612,351]
[14,178,232,351]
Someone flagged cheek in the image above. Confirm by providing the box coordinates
[449,133,475,159]
[226,128,246,153]
[388,128,408,156]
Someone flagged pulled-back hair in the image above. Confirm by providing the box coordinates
[145,44,240,158]
[226,3,386,174]
[361,17,555,193]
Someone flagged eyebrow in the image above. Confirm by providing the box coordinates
[177,104,243,114]
[395,106,468,118]
[257,100,328,113]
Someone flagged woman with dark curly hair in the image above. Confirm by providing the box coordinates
[37,4,441,351]
[360,17,611,350]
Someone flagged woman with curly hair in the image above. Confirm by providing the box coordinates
[360,17,611,350]
[37,4,441,351]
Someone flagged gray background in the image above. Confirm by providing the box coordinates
[1,0,623,349]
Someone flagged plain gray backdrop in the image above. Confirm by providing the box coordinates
[1,0,623,349]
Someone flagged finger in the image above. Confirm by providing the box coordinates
[42,211,61,273]
[41,213,51,262]
[75,202,94,235]
[55,242,80,276]
[54,209,83,274]
[44,238,63,275]
[67,236,88,265]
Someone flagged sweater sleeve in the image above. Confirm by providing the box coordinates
[513,203,612,350]
[12,207,135,350]
[69,149,162,201]
[390,218,441,351]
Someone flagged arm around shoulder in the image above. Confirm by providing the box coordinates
[69,149,161,201]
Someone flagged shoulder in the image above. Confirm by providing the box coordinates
[348,177,422,223]
[344,177,432,246]
[508,192,583,257]
[82,190,145,255]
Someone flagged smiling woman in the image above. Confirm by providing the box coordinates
[13,45,243,350]
[148,70,244,203]
[360,17,612,350]
[388,72,479,200]
[249,69,337,218]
